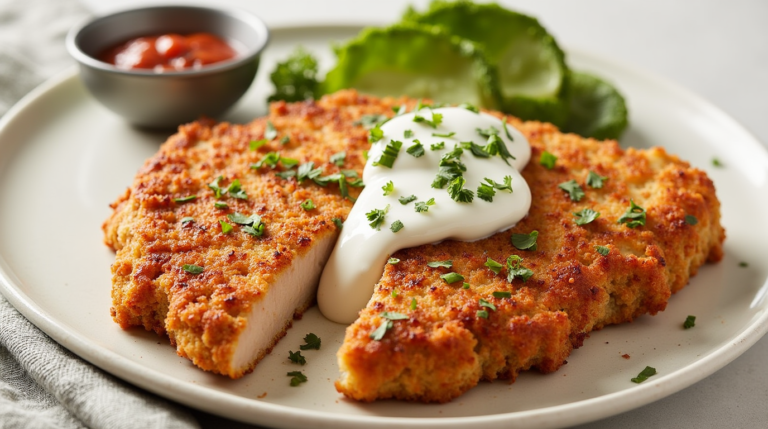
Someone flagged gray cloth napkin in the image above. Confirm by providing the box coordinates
[0,0,248,427]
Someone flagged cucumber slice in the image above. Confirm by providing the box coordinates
[562,71,628,140]
[322,24,498,107]
[404,1,570,126]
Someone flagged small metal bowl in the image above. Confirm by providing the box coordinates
[66,5,269,128]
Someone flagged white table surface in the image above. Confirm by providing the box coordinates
[78,1,768,427]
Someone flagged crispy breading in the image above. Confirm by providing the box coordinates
[334,101,725,403]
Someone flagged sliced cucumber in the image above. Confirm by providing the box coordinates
[322,24,498,107]
[562,71,628,140]
[404,0,570,126]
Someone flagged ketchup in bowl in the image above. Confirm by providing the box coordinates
[99,33,237,72]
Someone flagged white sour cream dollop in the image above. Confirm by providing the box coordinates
[317,107,532,324]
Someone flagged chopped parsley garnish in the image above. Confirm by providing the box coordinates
[432,131,455,138]
[227,212,265,237]
[288,350,306,365]
[388,258,400,265]
[618,200,647,228]
[684,215,698,225]
[399,195,417,205]
[712,158,723,167]
[280,135,290,145]
[366,205,389,230]
[404,129,414,138]
[501,117,515,141]
[511,230,538,251]
[382,180,394,196]
[458,102,479,113]
[447,176,474,203]
[539,151,557,169]
[440,272,465,284]
[300,199,315,210]
[370,312,409,341]
[586,171,607,188]
[391,289,398,298]
[410,298,417,310]
[412,110,443,128]
[219,220,233,234]
[683,315,696,329]
[427,260,453,268]
[486,176,513,193]
[251,152,281,169]
[330,151,346,166]
[462,282,470,289]
[226,179,247,200]
[275,170,296,179]
[300,333,321,350]
[484,257,503,274]
[287,371,307,386]
[332,218,343,229]
[430,142,445,151]
[558,180,585,202]
[372,140,403,168]
[630,366,657,384]
[482,134,515,165]
[477,310,489,319]
[341,169,358,178]
[208,176,224,198]
[180,217,195,224]
[354,114,389,129]
[250,139,267,151]
[182,264,203,274]
[506,255,533,282]
[573,208,600,225]
[265,121,278,140]
[477,182,496,202]
[338,176,356,202]
[460,141,490,158]
[475,125,499,139]
[390,220,404,233]
[392,104,406,115]
[595,245,610,256]
[406,140,425,158]
[739,261,749,268]
[492,291,512,299]
[414,198,435,213]
[214,201,228,209]
[296,162,322,182]
[173,195,196,203]
[369,125,384,143]
[479,298,496,311]
[280,157,299,168]
[432,147,467,189]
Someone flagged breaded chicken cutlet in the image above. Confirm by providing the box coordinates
[103,90,724,392]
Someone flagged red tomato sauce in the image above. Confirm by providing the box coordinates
[99,33,237,72]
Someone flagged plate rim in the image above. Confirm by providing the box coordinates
[1,23,767,428]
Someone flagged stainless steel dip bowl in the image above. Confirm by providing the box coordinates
[66,5,269,128]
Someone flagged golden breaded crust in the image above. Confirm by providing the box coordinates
[334,106,725,402]
[103,90,419,377]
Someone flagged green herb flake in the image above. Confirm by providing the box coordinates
[414,198,435,213]
[354,114,389,129]
[501,117,515,141]
[413,110,443,128]
[595,245,610,256]
[410,298,417,311]
[332,218,343,229]
[448,176,474,203]
[265,121,278,140]
[330,151,346,167]
[477,182,496,202]
[373,140,403,168]
[404,129,414,138]
[388,258,400,265]
[366,205,390,230]
[558,180,585,202]
[382,180,394,196]
[479,298,496,311]
[275,170,296,179]
[511,230,539,251]
[482,134,515,165]
[370,312,409,341]
[287,371,307,386]
[391,289,398,298]
[683,315,696,329]
[540,151,557,169]
[573,208,600,226]
[251,152,281,170]
[487,176,513,193]
[712,158,723,167]
[219,220,233,234]
[300,199,315,210]
[586,171,607,188]
[226,179,247,200]
[369,125,384,143]
[462,282,470,289]
[618,200,647,228]
[390,220,404,233]
[250,139,267,151]
[460,141,490,158]
[476,126,499,139]
[180,217,195,224]
[208,176,223,198]
[440,272,465,284]
[288,350,306,365]
[280,157,299,168]
[406,140,425,158]
[432,131,455,138]
[430,142,445,151]
[740,261,749,268]
[506,255,534,283]
[684,215,698,226]
[214,201,229,209]
[173,195,196,203]
[484,257,503,274]
[458,103,479,113]
[493,291,512,299]
[399,195,417,205]
[280,135,290,145]
[182,264,203,274]
[630,366,657,384]
[299,333,321,350]
[427,260,453,268]
[477,310,489,319]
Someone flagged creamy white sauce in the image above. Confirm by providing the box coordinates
[317,107,532,324]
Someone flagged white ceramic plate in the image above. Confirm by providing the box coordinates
[1,25,768,429]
